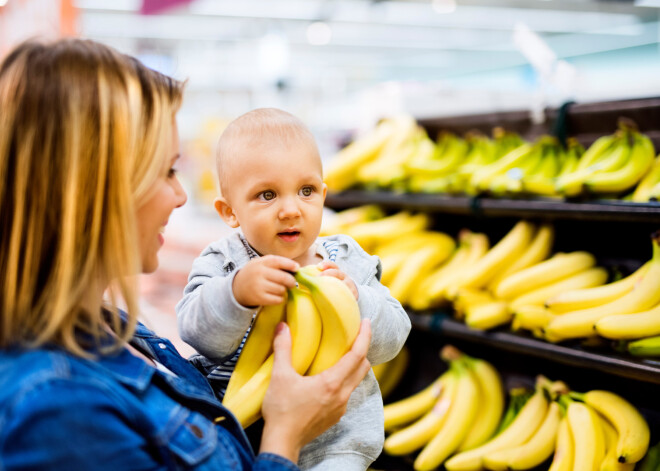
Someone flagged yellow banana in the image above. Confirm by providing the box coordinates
[511,305,558,332]
[495,251,596,300]
[449,220,535,295]
[628,335,660,356]
[286,287,323,374]
[384,373,447,432]
[378,251,409,288]
[458,357,504,451]
[574,390,650,464]
[482,400,561,471]
[344,211,430,252]
[600,417,635,471]
[464,301,511,330]
[374,230,454,259]
[384,369,458,455]
[453,288,496,320]
[545,262,650,313]
[585,132,655,194]
[295,266,361,375]
[509,267,608,311]
[444,387,549,471]
[433,232,490,304]
[375,345,409,399]
[320,205,385,236]
[575,134,618,171]
[595,302,660,340]
[470,143,534,192]
[545,236,660,341]
[566,400,606,471]
[414,360,480,471]
[549,417,574,471]
[223,354,274,428]
[324,118,397,192]
[632,154,660,202]
[223,301,287,402]
[488,224,554,294]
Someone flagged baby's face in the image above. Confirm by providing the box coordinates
[224,136,327,264]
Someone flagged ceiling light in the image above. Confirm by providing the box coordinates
[307,21,332,46]
[432,0,456,14]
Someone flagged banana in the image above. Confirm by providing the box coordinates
[636,440,660,471]
[384,373,447,432]
[470,143,534,192]
[464,301,511,330]
[324,118,397,192]
[509,267,608,311]
[572,390,650,464]
[495,388,534,436]
[495,251,596,300]
[488,223,554,294]
[444,386,549,471]
[449,220,535,295]
[286,287,323,374]
[600,418,635,471]
[378,251,409,288]
[453,288,496,320]
[374,230,455,259]
[575,134,618,171]
[223,301,287,402]
[595,302,660,339]
[295,265,361,375]
[376,132,434,188]
[384,369,459,455]
[545,235,660,341]
[223,353,275,428]
[549,417,574,471]
[344,211,430,252]
[433,232,490,304]
[585,131,655,194]
[408,231,475,310]
[320,205,385,236]
[482,400,561,471]
[566,400,606,471]
[545,262,650,313]
[458,356,504,451]
[375,345,409,399]
[628,335,660,356]
[406,132,468,178]
[414,360,480,471]
[511,305,558,332]
[632,154,660,202]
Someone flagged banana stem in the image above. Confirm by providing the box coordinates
[567,391,585,402]
[440,344,463,362]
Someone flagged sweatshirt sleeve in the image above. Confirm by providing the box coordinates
[332,235,411,366]
[176,247,257,362]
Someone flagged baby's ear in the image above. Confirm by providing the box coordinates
[214,197,239,228]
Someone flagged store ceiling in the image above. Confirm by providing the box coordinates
[75,0,660,94]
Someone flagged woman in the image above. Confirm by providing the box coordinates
[0,38,371,470]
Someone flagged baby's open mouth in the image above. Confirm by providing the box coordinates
[278,231,300,241]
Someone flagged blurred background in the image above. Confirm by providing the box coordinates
[3,0,660,355]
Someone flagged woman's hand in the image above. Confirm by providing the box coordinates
[259,319,372,463]
[317,260,359,300]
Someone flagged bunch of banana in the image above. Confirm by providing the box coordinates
[382,346,504,471]
[373,345,410,399]
[341,210,431,253]
[222,265,361,427]
[320,205,385,237]
[556,120,655,197]
[545,232,660,342]
[323,115,416,192]
[631,154,660,202]
[521,138,584,198]
[404,131,469,192]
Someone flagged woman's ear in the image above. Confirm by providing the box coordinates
[214,197,239,228]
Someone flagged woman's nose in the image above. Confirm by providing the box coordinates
[175,178,188,208]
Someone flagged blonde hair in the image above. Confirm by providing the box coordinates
[216,108,319,197]
[0,39,184,356]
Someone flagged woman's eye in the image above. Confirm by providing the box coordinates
[168,168,178,178]
[300,187,313,197]
[261,190,275,201]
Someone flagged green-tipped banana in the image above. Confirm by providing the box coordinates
[628,335,660,356]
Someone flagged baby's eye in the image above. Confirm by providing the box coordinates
[300,186,314,197]
[260,190,276,201]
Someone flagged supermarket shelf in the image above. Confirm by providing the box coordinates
[324,190,660,223]
[409,312,660,385]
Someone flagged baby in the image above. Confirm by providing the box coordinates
[176,108,410,470]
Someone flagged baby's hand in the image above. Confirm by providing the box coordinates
[233,255,299,308]
[317,261,359,300]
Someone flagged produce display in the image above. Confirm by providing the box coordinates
[222,265,360,427]
[324,116,660,202]
[377,346,650,471]
[373,345,410,399]
[322,206,660,356]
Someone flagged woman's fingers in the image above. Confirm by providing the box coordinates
[271,322,294,375]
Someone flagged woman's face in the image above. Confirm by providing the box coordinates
[136,124,187,273]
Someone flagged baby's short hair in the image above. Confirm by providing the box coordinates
[216,108,318,197]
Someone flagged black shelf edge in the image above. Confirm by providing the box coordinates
[324,191,660,223]
[409,312,660,385]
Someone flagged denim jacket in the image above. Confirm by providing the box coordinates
[0,320,298,471]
